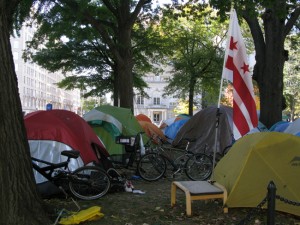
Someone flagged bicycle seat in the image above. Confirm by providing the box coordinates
[183,138,196,143]
[61,150,80,159]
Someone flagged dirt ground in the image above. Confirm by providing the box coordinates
[46,171,300,225]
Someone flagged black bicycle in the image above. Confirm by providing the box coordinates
[137,137,213,181]
[31,150,111,200]
[113,131,146,169]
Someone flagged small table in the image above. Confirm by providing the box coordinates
[171,181,228,216]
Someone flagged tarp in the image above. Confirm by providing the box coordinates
[283,118,300,135]
[83,105,147,156]
[172,105,233,155]
[214,132,300,216]
[25,109,111,184]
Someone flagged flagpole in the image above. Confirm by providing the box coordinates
[211,8,234,181]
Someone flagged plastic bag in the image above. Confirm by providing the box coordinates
[59,206,104,225]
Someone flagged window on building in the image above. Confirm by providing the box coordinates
[153,97,160,105]
[137,95,144,105]
[153,112,161,123]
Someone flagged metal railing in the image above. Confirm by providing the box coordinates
[237,181,300,225]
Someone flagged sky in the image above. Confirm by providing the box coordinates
[158,0,172,3]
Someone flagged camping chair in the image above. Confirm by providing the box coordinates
[171,180,228,216]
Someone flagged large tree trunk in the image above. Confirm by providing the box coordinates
[116,27,134,110]
[243,3,288,128]
[258,8,285,128]
[80,0,152,111]
[117,62,134,109]
[0,2,50,224]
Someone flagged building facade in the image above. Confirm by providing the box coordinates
[134,66,178,125]
[11,26,81,115]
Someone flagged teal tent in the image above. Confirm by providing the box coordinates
[83,105,147,161]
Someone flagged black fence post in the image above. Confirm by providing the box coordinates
[267,181,276,225]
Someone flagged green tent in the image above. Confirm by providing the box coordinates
[214,132,300,216]
[83,105,147,159]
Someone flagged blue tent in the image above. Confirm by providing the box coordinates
[269,121,290,132]
[164,119,189,141]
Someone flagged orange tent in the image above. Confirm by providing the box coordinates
[138,121,166,143]
[136,114,152,123]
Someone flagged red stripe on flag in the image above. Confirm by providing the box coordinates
[233,100,250,136]
[232,62,258,126]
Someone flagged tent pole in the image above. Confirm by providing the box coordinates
[211,108,221,180]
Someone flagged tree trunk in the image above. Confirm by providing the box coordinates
[244,4,286,128]
[259,7,285,128]
[116,25,134,110]
[0,3,51,225]
[188,74,196,116]
[112,69,119,106]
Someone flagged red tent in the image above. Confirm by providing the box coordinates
[25,110,110,168]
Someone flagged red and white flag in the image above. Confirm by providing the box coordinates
[222,9,258,139]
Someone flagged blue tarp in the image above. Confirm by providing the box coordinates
[164,119,189,140]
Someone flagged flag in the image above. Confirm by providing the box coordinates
[222,9,258,140]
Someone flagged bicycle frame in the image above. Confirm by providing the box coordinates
[31,150,79,182]
[151,140,195,172]
[138,135,214,181]
[113,131,145,169]
[31,150,111,201]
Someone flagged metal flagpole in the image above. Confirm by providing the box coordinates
[211,8,234,180]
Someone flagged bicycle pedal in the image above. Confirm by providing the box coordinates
[173,169,181,175]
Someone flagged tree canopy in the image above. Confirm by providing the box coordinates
[24,0,169,101]
[159,4,226,115]
[25,0,155,110]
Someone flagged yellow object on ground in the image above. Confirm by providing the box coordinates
[59,206,104,225]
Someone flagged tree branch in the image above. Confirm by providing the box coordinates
[129,0,151,26]
[284,5,300,37]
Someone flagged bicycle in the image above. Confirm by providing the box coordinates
[137,137,213,181]
[31,150,111,200]
[113,131,147,170]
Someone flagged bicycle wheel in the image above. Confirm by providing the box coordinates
[137,153,167,181]
[185,153,213,181]
[69,166,111,200]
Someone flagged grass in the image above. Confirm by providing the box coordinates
[45,174,300,225]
